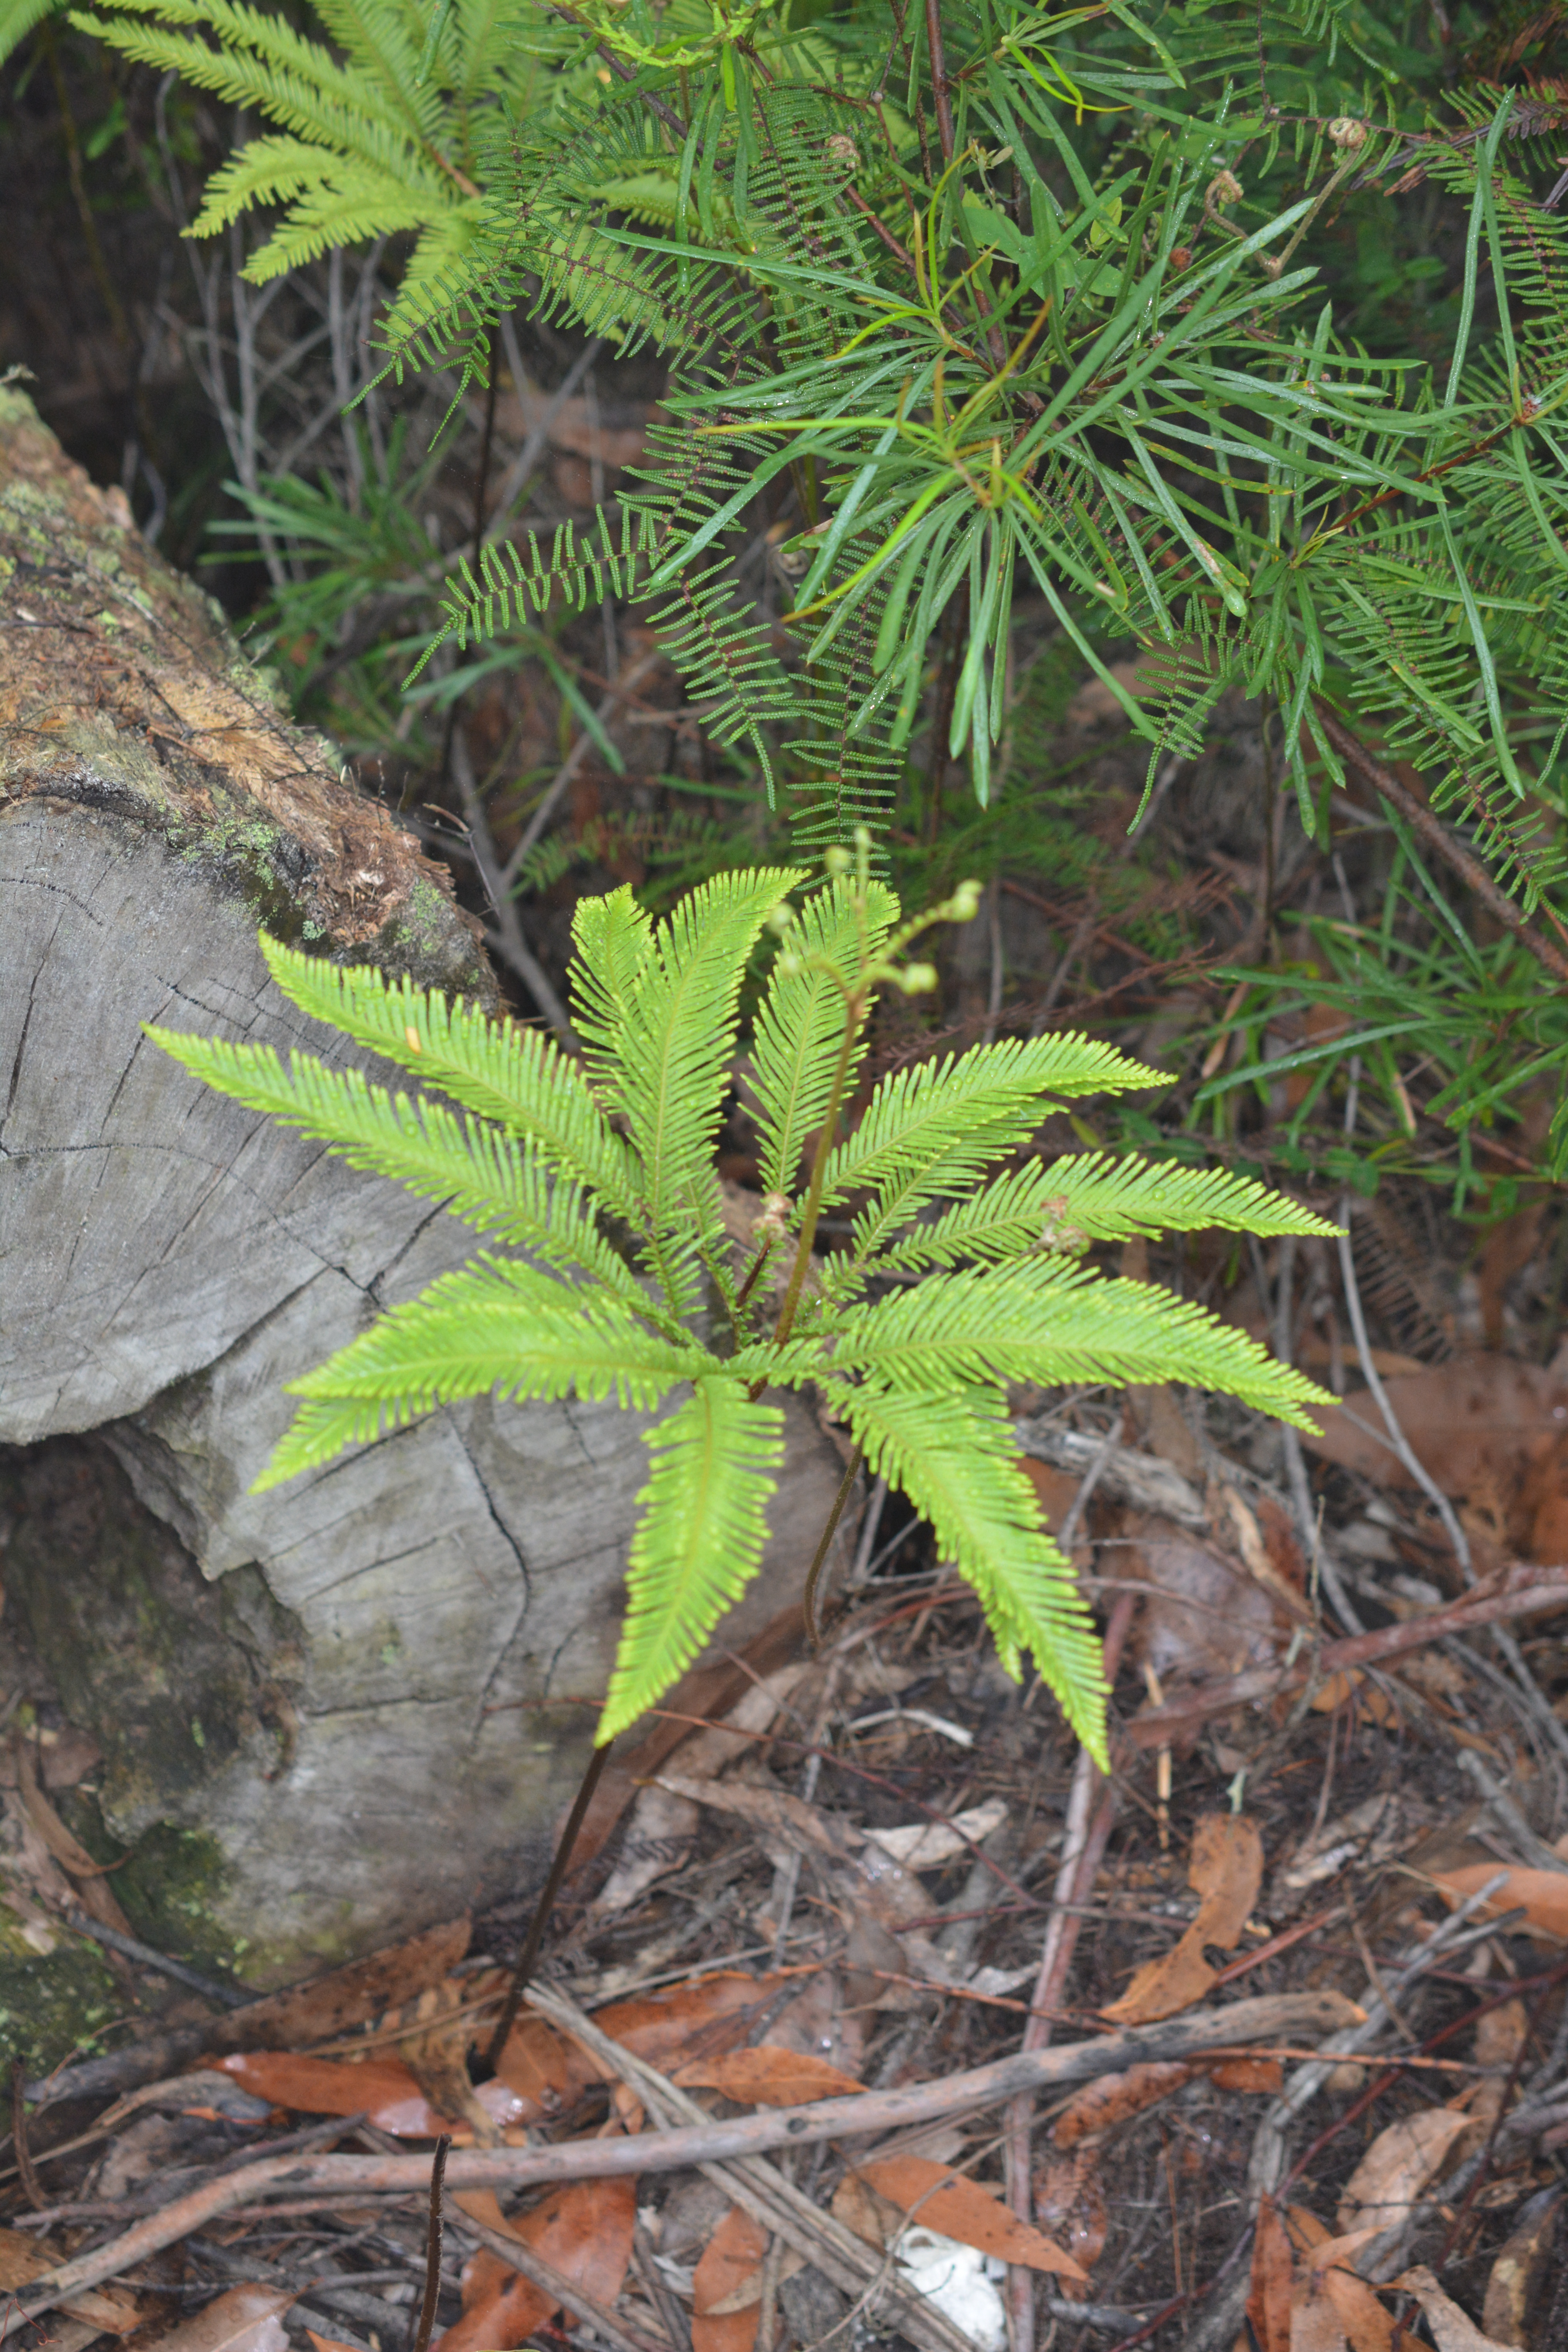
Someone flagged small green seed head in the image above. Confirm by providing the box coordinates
[899,962,938,994]
[823,846,853,877]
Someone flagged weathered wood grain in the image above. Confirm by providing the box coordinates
[0,392,842,1978]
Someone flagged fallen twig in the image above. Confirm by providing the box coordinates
[1125,1568,1568,1744]
[0,1992,1360,2338]
[1004,1590,1136,2352]
[409,2135,449,2352]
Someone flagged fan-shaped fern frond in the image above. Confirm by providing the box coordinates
[142,1026,663,1325]
[601,1377,786,1739]
[258,1254,709,1488]
[831,1261,1331,1425]
[751,876,899,1196]
[822,1034,1159,1247]
[257,932,640,1220]
[824,1374,1108,1760]
[876,1155,1340,1270]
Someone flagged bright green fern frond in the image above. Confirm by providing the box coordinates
[824,1034,1158,1249]
[832,1263,1332,1428]
[255,934,640,1221]
[599,1376,786,1742]
[569,883,659,1111]
[0,0,64,63]
[826,1376,1107,1762]
[142,1025,662,1326]
[258,1255,710,1489]
[751,877,899,1196]
[876,1155,1341,1270]
[603,868,806,1305]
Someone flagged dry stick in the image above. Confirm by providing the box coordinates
[484,1742,613,2074]
[1338,1067,1568,1768]
[1174,1875,1514,2352]
[448,729,575,1038]
[1003,1589,1137,2352]
[802,1446,865,1648]
[0,1994,1360,2341]
[524,1980,973,2352]
[1260,1230,1367,1640]
[770,1656,846,1966]
[1125,1569,1568,1743]
[408,2135,450,2352]
[9,2065,44,2214]
[499,646,666,895]
[1316,709,1568,987]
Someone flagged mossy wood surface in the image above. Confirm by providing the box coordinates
[0,392,845,1986]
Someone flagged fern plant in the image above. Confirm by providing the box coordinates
[147,853,1333,1763]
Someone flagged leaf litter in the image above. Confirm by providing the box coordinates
[11,1233,1568,2352]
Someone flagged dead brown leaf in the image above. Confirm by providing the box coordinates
[214,1916,471,2054]
[1207,2056,1283,2094]
[653,1773,851,1855]
[1299,1356,1568,1519]
[759,1970,866,2078]
[673,2048,864,2104]
[1395,2266,1517,2352]
[150,2286,294,2352]
[1481,2187,1559,2346]
[305,2332,362,2352]
[1473,1999,1528,2073]
[0,2228,140,2334]
[1432,1864,1568,1942]
[1031,2150,1108,2294]
[1125,1518,1282,1698]
[12,1737,133,1936]
[1101,1814,1263,2024]
[830,2172,905,2252]
[1245,2201,1294,2352]
[1336,2105,1473,2233]
[492,2012,599,2119]
[1283,2210,1397,2352]
[1050,2062,1195,2147]
[443,2178,636,2352]
[691,2205,768,2352]
[851,2158,1087,2281]
[216,2051,524,2136]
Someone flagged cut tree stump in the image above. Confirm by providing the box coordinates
[0,388,844,1985]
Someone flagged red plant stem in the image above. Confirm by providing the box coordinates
[924,0,955,161]
[1003,1591,1137,2352]
[1126,1570,1568,1745]
[1317,710,1568,987]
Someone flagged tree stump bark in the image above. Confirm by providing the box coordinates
[0,388,843,1987]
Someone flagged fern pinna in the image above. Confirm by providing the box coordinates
[147,863,1333,1762]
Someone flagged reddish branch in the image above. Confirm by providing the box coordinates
[1317,709,1568,987]
[0,1992,1359,2337]
[1126,1566,1568,1746]
[924,0,955,161]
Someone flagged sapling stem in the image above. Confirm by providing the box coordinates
[485,1741,613,2072]
[801,1444,865,1649]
